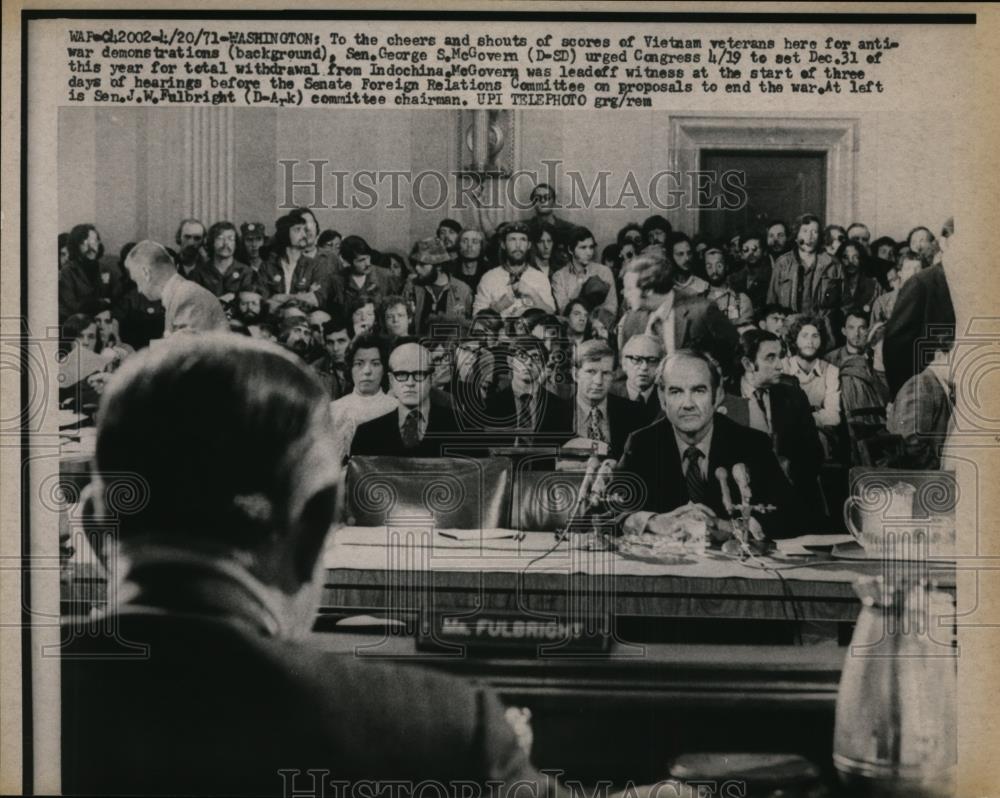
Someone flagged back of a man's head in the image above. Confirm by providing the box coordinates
[96,334,338,551]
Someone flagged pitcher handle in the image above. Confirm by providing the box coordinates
[843,496,864,543]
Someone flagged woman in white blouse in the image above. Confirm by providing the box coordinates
[330,332,398,458]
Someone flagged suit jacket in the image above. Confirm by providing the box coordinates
[61,568,550,796]
[161,273,228,335]
[617,292,739,375]
[601,392,655,461]
[722,380,825,523]
[883,264,955,399]
[617,412,800,539]
[58,258,125,324]
[351,404,459,457]
[609,380,663,428]
[479,386,575,449]
[888,368,953,470]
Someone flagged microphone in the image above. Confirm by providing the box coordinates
[557,455,600,539]
[715,466,735,516]
[732,463,752,508]
[589,458,618,507]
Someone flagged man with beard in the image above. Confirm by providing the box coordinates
[451,228,490,293]
[294,207,343,277]
[174,219,209,278]
[765,219,789,267]
[235,290,266,337]
[767,214,843,345]
[59,223,124,323]
[278,315,314,361]
[259,211,332,312]
[703,243,753,327]
[728,232,772,313]
[838,240,881,317]
[192,221,256,305]
[351,340,459,457]
[846,222,872,253]
[781,314,841,457]
[436,218,463,261]
[407,237,472,335]
[665,232,709,298]
[333,235,390,314]
[641,215,672,249]
[124,240,228,336]
[473,222,556,317]
[610,333,664,427]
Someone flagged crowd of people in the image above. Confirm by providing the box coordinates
[57,184,957,531]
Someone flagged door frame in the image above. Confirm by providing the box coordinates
[667,115,859,235]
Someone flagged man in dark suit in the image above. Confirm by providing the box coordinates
[883,262,955,399]
[572,339,651,460]
[610,333,664,427]
[617,349,800,541]
[62,334,558,796]
[351,338,459,457]
[617,250,739,381]
[723,329,825,527]
[479,336,575,448]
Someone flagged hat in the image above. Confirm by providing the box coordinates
[437,218,463,235]
[503,221,531,237]
[240,222,266,238]
[409,237,451,266]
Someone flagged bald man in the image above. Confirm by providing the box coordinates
[125,240,228,337]
[610,333,665,426]
[350,338,459,457]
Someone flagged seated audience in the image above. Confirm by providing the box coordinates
[665,232,709,297]
[869,253,921,388]
[58,224,124,324]
[61,334,559,796]
[838,239,881,316]
[756,303,791,338]
[728,232,772,313]
[379,295,413,340]
[311,314,351,399]
[174,218,209,278]
[191,221,256,303]
[827,308,889,426]
[641,214,672,249]
[529,227,558,279]
[334,235,390,313]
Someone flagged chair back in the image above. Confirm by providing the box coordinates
[345,456,511,529]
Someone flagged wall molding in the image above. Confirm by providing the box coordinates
[667,115,859,234]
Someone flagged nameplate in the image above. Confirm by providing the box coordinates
[417,612,611,654]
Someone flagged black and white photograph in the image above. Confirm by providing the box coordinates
[3,4,1000,796]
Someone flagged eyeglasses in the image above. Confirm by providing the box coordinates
[624,354,661,367]
[532,193,553,203]
[512,350,545,364]
[390,369,433,383]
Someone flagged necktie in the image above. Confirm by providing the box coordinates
[517,393,533,431]
[587,407,606,443]
[753,389,771,432]
[401,409,422,448]
[683,446,708,504]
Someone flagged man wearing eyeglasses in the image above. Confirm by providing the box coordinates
[350,339,459,457]
[611,333,665,427]
[481,336,574,447]
[728,232,772,313]
[524,182,576,255]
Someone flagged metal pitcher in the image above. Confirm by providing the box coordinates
[834,576,956,796]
